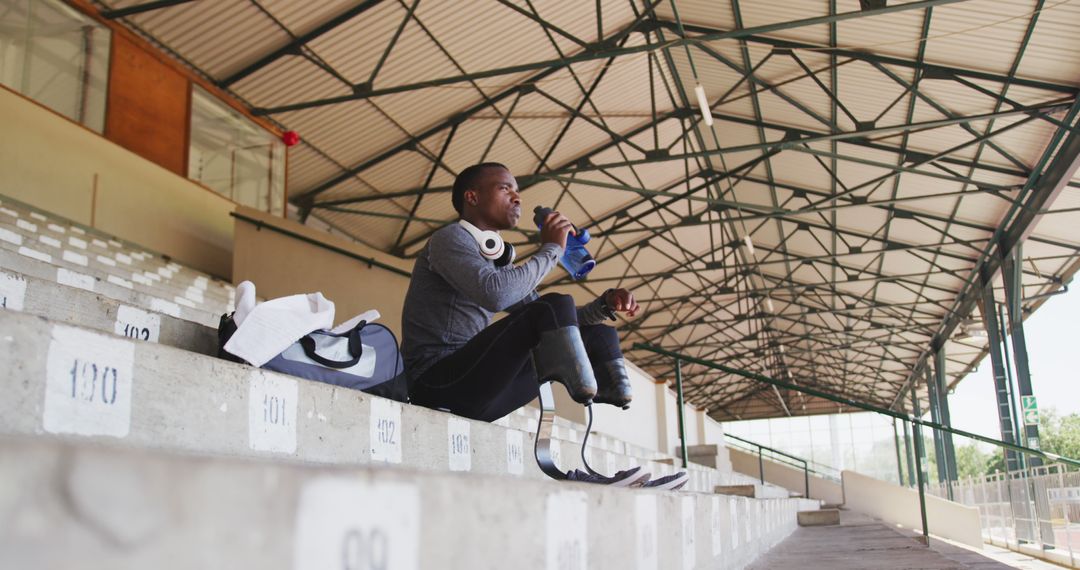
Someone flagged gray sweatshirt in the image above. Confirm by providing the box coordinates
[401,223,610,381]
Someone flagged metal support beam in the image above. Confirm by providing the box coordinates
[979,280,1022,471]
[675,358,689,467]
[100,0,196,19]
[997,303,1026,471]
[250,0,969,113]
[910,385,931,543]
[1002,243,1057,546]
[219,0,386,87]
[934,348,957,499]
[1003,245,1041,459]
[634,344,1080,468]
[893,418,906,486]
[664,21,1075,94]
[903,417,916,487]
[924,367,947,484]
[890,96,1080,412]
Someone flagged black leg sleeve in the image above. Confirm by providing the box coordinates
[409,293,578,421]
[579,324,623,364]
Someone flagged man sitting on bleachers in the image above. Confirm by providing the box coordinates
[401,163,701,488]
[402,162,637,425]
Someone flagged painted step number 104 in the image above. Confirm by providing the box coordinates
[70,359,118,404]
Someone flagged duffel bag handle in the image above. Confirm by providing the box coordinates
[299,321,366,369]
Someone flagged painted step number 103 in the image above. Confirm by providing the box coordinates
[70,359,118,404]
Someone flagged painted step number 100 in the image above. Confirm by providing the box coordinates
[70,359,118,404]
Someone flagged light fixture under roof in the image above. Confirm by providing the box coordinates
[742,235,755,256]
[694,84,714,127]
[954,318,988,341]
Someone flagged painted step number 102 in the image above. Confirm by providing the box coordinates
[70,359,118,404]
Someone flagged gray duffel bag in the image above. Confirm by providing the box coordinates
[218,315,407,402]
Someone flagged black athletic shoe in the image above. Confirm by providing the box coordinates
[565,466,651,488]
[643,471,689,491]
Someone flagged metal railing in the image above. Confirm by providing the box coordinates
[928,464,1079,566]
[724,432,838,498]
[635,343,1080,546]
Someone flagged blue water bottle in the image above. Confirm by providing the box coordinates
[533,206,596,280]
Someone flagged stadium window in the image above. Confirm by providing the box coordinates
[0,0,111,133]
[188,86,285,216]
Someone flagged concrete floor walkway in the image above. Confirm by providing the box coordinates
[748,511,1058,569]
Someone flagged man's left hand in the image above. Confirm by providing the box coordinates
[604,288,639,318]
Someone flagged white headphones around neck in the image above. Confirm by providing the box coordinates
[458,219,515,267]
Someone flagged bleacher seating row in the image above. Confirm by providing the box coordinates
[0,200,235,320]
[0,436,817,569]
[0,195,817,567]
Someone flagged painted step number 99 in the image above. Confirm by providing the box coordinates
[341,527,389,570]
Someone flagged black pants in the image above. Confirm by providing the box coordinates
[409,293,622,422]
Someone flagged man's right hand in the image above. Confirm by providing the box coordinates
[540,211,574,250]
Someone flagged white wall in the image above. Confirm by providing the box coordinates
[729,447,844,504]
[703,415,726,444]
[589,360,662,453]
[683,405,703,447]
[231,207,412,334]
[842,469,983,548]
[663,384,679,456]
[702,417,731,472]
[0,86,235,278]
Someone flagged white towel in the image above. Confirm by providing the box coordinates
[232,280,258,326]
[224,281,335,367]
[330,309,381,334]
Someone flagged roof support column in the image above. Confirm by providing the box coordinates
[1003,244,1041,459]
[909,386,930,542]
[933,347,957,499]
[902,417,916,487]
[1003,243,1056,545]
[979,278,1022,472]
[893,418,906,486]
[924,366,947,485]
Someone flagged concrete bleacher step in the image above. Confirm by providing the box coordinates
[0,236,233,316]
[0,309,724,492]
[0,239,231,316]
[504,412,769,493]
[503,409,683,469]
[716,484,758,497]
[0,435,817,570]
[0,199,235,310]
[1,268,218,355]
[0,247,223,328]
[797,509,841,527]
[713,482,797,501]
[500,407,785,494]
[0,260,728,492]
[0,218,796,500]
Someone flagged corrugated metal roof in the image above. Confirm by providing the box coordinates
[96,0,1080,421]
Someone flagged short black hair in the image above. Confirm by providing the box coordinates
[452,162,508,215]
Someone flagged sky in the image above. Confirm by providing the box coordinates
[722,283,1078,473]
[947,283,1080,442]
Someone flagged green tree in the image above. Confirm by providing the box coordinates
[953,442,992,479]
[982,409,1080,474]
[1039,409,1080,468]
